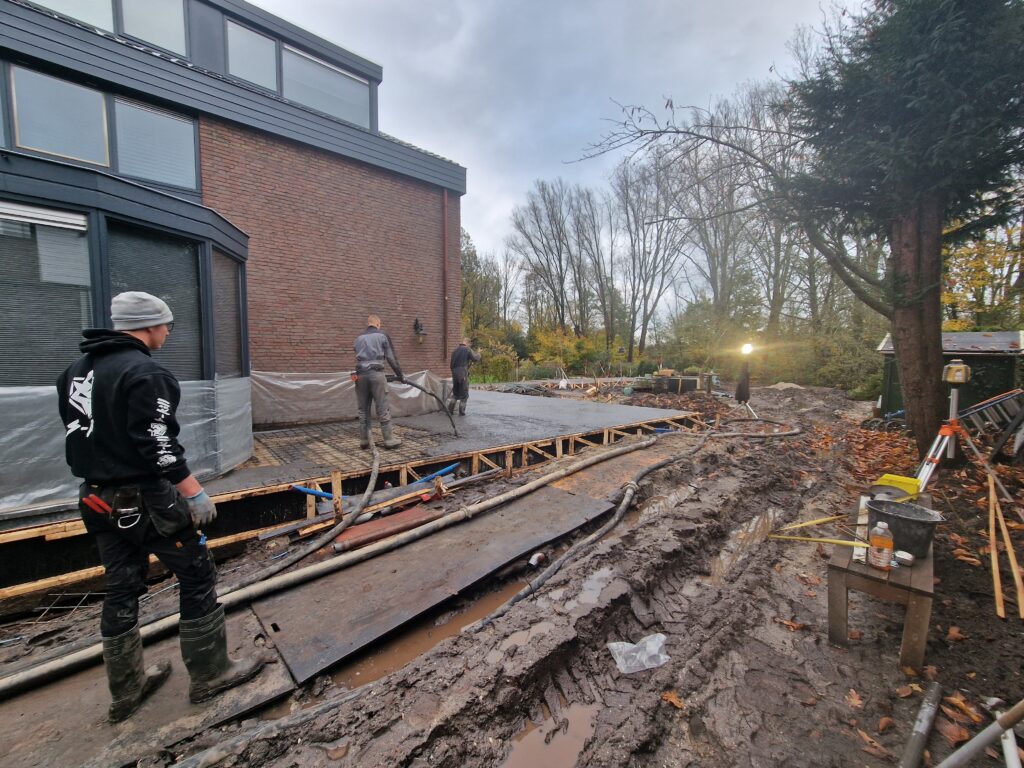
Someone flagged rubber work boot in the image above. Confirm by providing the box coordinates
[102,623,172,723]
[458,399,467,416]
[358,419,370,450]
[179,605,270,704]
[380,421,402,450]
[446,396,456,414]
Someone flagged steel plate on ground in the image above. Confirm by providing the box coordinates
[0,609,293,768]
[251,484,613,684]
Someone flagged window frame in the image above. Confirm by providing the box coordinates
[115,0,190,59]
[8,65,111,167]
[111,97,200,192]
[281,44,371,128]
[224,18,280,94]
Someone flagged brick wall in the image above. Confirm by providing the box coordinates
[199,117,461,376]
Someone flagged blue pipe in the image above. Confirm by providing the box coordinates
[289,461,461,499]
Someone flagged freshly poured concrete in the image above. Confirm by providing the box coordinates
[205,390,690,496]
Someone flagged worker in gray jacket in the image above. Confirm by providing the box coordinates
[353,314,404,449]
[447,338,481,415]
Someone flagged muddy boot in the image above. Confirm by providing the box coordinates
[102,624,172,723]
[180,605,270,704]
[446,396,456,414]
[358,419,370,450]
[380,421,402,450]
[458,399,467,416]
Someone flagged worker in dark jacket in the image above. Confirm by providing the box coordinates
[57,291,268,722]
[353,314,404,449]
[447,338,481,415]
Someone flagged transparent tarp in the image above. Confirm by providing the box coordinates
[251,369,448,427]
[0,377,253,520]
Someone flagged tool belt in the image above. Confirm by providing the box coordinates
[80,483,144,530]
[79,480,191,536]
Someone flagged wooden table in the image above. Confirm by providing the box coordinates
[827,498,935,671]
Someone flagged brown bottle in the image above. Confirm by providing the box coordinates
[868,521,893,571]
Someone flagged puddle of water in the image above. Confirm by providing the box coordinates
[561,566,614,612]
[501,702,599,768]
[259,579,525,720]
[704,507,786,586]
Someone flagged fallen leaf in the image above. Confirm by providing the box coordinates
[902,666,919,678]
[966,672,976,679]
[910,683,924,693]
[943,692,983,724]
[816,543,828,558]
[804,590,818,598]
[923,665,938,681]
[660,691,685,710]
[857,728,896,760]
[797,572,822,586]
[775,618,807,632]
[878,717,894,733]
[846,689,865,709]
[984,747,1000,760]
[773,563,783,574]
[935,717,970,747]
[946,626,968,643]
[848,630,863,640]
[940,705,971,724]
[896,686,914,698]
[800,694,817,707]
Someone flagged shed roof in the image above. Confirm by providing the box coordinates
[877,331,1023,355]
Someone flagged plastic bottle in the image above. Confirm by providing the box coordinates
[868,521,894,571]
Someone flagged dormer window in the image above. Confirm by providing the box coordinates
[282,46,370,129]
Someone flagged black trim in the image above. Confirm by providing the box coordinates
[198,239,215,378]
[0,61,10,147]
[0,150,247,258]
[1,2,466,193]
[238,259,249,376]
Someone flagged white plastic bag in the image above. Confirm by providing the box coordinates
[607,633,670,673]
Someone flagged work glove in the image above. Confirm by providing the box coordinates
[395,373,405,383]
[185,489,217,527]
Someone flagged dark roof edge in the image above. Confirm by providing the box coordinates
[207,0,382,82]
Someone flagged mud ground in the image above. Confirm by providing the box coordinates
[6,385,1023,767]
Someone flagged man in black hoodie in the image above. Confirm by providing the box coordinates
[57,291,267,722]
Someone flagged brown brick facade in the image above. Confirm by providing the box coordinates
[199,117,461,376]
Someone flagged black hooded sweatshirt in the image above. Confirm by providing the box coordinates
[56,329,191,486]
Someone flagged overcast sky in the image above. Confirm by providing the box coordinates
[252,0,841,258]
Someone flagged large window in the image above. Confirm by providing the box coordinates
[227,21,278,92]
[29,0,184,55]
[107,222,202,380]
[6,67,198,189]
[0,202,92,386]
[27,0,113,30]
[114,100,196,189]
[10,67,108,165]
[212,251,243,377]
[283,46,370,128]
[121,0,186,56]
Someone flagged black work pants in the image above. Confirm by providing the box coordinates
[79,481,218,637]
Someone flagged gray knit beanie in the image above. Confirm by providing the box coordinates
[111,291,174,330]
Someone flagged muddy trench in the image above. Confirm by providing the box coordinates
[175,429,836,768]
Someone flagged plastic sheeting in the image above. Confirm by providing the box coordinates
[251,369,448,427]
[0,377,253,520]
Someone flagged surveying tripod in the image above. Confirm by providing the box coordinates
[915,364,1015,502]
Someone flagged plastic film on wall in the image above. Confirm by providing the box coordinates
[251,369,448,427]
[0,379,254,517]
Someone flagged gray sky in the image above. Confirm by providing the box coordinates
[252,0,837,257]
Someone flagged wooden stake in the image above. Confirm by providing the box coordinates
[993,482,1024,620]
[989,474,1006,619]
[331,470,343,519]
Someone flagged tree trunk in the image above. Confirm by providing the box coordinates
[888,191,948,457]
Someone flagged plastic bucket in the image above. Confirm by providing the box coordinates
[866,500,944,559]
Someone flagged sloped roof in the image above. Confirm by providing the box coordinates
[877,331,1023,355]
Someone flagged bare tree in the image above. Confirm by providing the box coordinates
[569,187,619,351]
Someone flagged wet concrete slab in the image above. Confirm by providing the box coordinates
[206,391,690,496]
[0,609,293,768]
[251,484,614,684]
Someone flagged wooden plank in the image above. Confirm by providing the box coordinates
[526,443,556,461]
[331,470,343,518]
[477,453,501,471]
[252,485,614,683]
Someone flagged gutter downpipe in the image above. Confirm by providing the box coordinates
[442,188,449,361]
